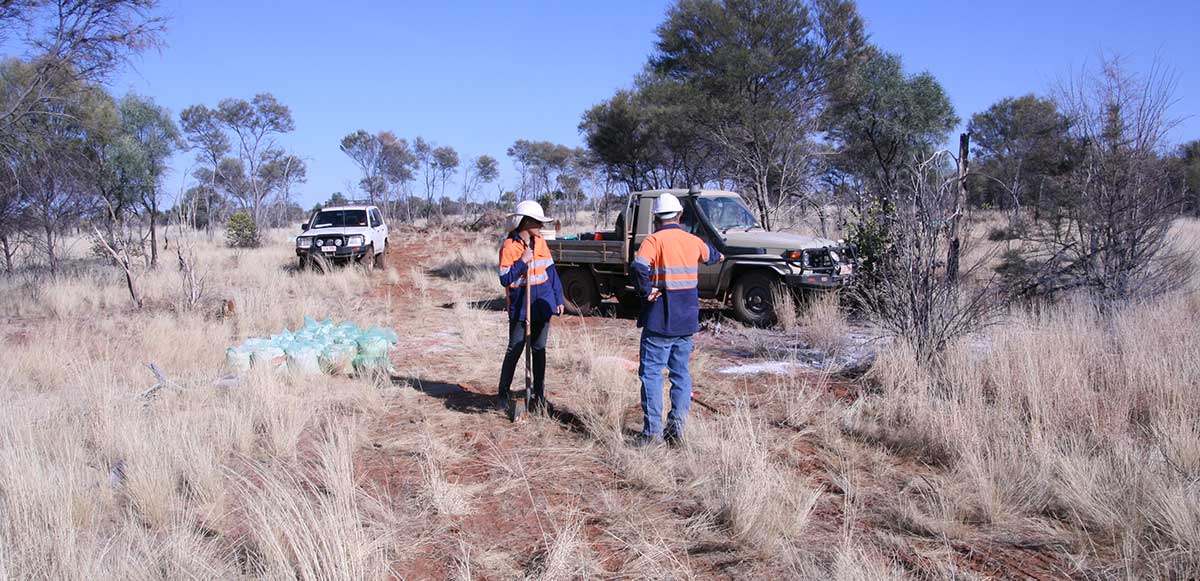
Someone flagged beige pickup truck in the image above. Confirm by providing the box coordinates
[546,188,856,326]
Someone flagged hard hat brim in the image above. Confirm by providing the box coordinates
[509,212,553,223]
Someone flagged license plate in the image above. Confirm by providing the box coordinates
[839,264,853,276]
[321,246,336,253]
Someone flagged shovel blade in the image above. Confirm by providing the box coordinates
[508,396,525,422]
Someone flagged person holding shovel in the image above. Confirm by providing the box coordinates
[630,193,722,446]
[497,200,564,416]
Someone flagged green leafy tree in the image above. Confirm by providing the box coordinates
[225,211,259,248]
[377,133,417,219]
[432,145,459,218]
[179,104,232,229]
[824,47,957,287]
[507,140,584,217]
[461,154,499,204]
[10,68,116,271]
[340,130,387,206]
[116,93,182,268]
[966,95,1075,218]
[1176,140,1200,216]
[327,192,349,206]
[581,76,720,193]
[650,0,867,229]
[259,150,306,227]
[0,0,165,159]
[826,47,959,194]
[183,93,298,227]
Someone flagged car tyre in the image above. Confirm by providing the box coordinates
[360,244,375,272]
[616,291,642,312]
[560,267,600,316]
[731,271,781,327]
[374,241,386,269]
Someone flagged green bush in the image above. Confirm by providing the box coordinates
[225,211,260,248]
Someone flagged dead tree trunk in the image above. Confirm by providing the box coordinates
[93,224,143,310]
[946,132,970,283]
[1,234,14,274]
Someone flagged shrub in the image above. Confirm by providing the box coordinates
[225,212,260,248]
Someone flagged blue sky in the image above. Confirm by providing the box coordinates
[109,0,1199,209]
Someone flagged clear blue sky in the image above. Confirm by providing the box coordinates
[109,0,1199,209]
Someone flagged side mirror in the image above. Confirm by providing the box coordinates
[300,223,309,231]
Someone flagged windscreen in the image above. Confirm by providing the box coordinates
[696,197,757,233]
[310,210,368,229]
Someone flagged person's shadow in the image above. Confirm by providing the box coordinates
[392,375,587,433]
[393,376,496,414]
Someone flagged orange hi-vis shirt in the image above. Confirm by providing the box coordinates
[632,224,718,336]
[498,232,563,322]
[635,227,710,290]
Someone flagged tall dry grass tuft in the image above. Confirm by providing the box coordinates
[417,430,474,517]
[529,513,597,580]
[853,286,1200,575]
[0,228,394,577]
[684,405,823,549]
[550,325,638,444]
[797,291,849,354]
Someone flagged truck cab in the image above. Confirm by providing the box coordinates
[547,188,855,325]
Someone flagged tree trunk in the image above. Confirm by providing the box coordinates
[44,223,55,275]
[148,200,159,269]
[1,234,13,274]
[946,132,970,283]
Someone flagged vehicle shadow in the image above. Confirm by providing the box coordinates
[393,375,587,433]
[279,257,364,275]
[428,259,492,281]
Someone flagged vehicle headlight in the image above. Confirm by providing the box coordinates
[297,237,312,249]
[347,235,364,247]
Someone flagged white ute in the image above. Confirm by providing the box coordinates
[295,204,388,270]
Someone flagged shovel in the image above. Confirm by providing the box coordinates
[509,237,534,422]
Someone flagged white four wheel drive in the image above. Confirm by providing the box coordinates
[295,205,388,270]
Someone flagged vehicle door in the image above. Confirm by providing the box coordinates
[680,197,723,293]
[369,208,386,249]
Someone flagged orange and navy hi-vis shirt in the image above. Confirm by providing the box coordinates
[498,231,564,322]
[632,224,721,336]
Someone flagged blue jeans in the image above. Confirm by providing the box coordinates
[638,330,693,439]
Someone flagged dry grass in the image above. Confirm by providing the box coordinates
[0,229,398,578]
[683,406,823,549]
[4,218,1200,578]
[843,218,1200,577]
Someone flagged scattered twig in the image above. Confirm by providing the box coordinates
[140,362,185,399]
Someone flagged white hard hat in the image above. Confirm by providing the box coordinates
[510,200,552,223]
[652,193,684,216]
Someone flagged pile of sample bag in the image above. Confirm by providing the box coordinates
[226,316,399,375]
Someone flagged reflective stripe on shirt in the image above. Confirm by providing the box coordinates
[651,266,698,276]
[509,272,549,288]
[657,279,698,290]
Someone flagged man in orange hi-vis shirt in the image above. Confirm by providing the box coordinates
[630,193,722,447]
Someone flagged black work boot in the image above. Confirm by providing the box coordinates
[630,434,664,448]
[664,431,685,448]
